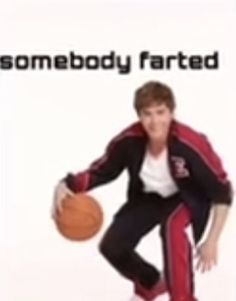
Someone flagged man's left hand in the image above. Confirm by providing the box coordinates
[195,240,218,273]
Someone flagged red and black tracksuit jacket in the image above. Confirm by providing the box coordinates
[65,119,233,243]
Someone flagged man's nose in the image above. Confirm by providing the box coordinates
[150,116,159,124]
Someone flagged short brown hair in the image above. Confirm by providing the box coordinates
[134,81,176,114]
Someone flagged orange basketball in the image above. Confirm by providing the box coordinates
[54,193,103,241]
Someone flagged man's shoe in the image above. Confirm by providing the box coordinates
[134,278,168,301]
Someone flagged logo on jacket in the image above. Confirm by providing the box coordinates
[171,156,190,178]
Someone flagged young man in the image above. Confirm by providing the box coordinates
[52,81,233,301]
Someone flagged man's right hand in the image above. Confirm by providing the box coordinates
[51,180,74,219]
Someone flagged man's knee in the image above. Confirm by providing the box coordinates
[98,237,113,258]
[99,235,121,258]
[98,235,131,266]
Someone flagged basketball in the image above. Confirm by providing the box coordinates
[54,193,103,241]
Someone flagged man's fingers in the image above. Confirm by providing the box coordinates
[55,191,74,212]
[201,263,206,273]
[52,181,75,221]
[195,258,201,271]
[66,189,74,196]
[51,206,58,220]
[204,261,212,273]
[197,258,214,273]
[193,249,199,258]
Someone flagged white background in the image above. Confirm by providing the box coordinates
[1,0,236,300]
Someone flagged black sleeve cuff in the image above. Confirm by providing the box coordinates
[63,173,79,193]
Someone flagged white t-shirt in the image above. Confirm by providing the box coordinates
[139,147,179,198]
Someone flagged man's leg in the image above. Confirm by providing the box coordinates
[99,200,162,289]
[160,203,198,301]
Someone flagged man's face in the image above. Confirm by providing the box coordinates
[139,102,174,142]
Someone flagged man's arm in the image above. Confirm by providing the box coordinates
[51,134,128,218]
[64,135,128,193]
[206,204,230,244]
[189,135,233,272]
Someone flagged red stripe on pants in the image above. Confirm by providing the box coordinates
[162,203,197,301]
